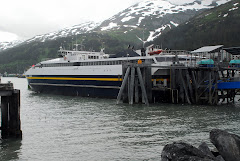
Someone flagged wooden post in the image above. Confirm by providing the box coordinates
[141,67,146,104]
[171,89,178,104]
[116,66,131,104]
[135,76,139,103]
[186,69,195,103]
[209,70,212,104]
[179,69,191,104]
[9,90,22,138]
[1,88,22,139]
[145,66,152,103]
[170,68,176,89]
[191,70,198,103]
[136,67,149,106]
[129,67,135,105]
[1,96,9,138]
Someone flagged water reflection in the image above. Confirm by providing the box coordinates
[0,139,22,161]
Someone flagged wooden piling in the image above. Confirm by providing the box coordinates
[136,67,149,105]
[117,63,150,105]
[116,66,130,104]
[0,83,22,139]
[1,96,9,138]
[129,67,135,105]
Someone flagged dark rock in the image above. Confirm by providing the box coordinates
[198,142,215,158]
[211,151,220,157]
[214,155,225,161]
[161,142,214,161]
[210,129,240,161]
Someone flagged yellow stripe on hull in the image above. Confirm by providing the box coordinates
[26,77,122,81]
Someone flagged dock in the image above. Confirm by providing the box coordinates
[0,81,22,139]
[117,61,240,106]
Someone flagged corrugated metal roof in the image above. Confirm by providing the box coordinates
[191,45,223,53]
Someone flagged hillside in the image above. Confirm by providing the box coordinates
[0,0,231,74]
[0,32,137,73]
[151,0,240,50]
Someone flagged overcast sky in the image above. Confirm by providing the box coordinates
[0,0,195,42]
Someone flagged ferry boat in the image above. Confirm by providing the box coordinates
[25,45,195,98]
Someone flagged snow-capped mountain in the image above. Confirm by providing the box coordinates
[25,21,98,43]
[97,0,231,41]
[0,21,97,51]
[0,0,231,52]
[0,40,24,51]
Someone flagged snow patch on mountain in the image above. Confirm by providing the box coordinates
[0,40,24,51]
[147,24,170,41]
[229,7,238,11]
[216,2,239,18]
[121,16,134,22]
[101,22,118,31]
[170,21,179,27]
[100,0,230,33]
[26,21,97,43]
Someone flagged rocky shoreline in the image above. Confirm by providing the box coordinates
[161,129,240,161]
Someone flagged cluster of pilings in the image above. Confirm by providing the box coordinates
[117,63,152,106]
[0,82,22,139]
[117,62,239,105]
[170,65,219,105]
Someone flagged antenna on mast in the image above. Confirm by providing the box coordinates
[142,30,145,48]
[75,35,78,51]
[136,29,146,48]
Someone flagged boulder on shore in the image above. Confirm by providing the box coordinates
[161,129,240,161]
[161,142,215,161]
[210,129,240,161]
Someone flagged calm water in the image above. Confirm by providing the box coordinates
[0,77,240,161]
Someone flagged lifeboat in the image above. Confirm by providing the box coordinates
[148,50,162,55]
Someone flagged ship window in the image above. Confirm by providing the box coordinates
[156,57,165,62]
[166,57,173,61]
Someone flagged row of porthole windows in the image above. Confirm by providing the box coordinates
[58,51,72,54]
[88,55,99,59]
